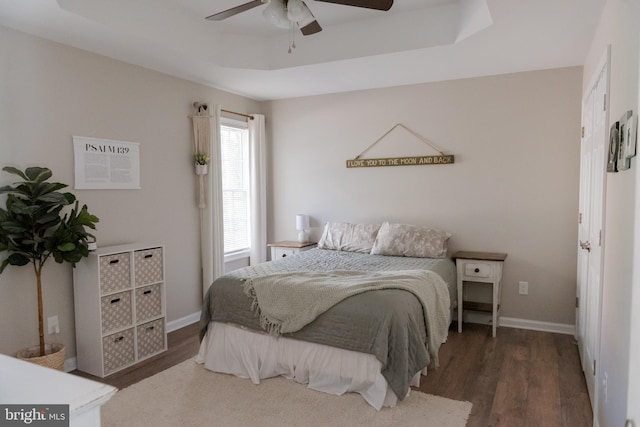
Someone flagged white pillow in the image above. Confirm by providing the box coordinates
[317,222,381,254]
[370,222,451,258]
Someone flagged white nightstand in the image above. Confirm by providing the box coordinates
[267,241,317,260]
[454,250,508,337]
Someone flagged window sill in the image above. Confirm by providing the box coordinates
[225,250,250,263]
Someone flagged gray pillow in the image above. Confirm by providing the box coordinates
[317,222,381,254]
[370,222,451,258]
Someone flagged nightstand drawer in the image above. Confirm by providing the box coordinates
[268,241,317,261]
[273,247,297,258]
[463,262,492,279]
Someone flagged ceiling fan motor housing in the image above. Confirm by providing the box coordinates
[207,0,394,35]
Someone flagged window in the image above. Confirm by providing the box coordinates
[220,120,250,256]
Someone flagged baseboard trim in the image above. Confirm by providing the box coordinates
[167,311,201,333]
[64,356,77,373]
[71,312,572,342]
[499,316,575,335]
[461,311,575,335]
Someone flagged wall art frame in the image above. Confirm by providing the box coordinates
[73,136,141,189]
[607,121,619,173]
[622,110,637,160]
[617,111,633,171]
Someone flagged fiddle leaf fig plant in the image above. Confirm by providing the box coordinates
[0,166,99,357]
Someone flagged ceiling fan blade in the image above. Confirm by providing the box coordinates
[300,20,322,35]
[206,0,266,21]
[314,0,393,11]
[297,1,322,36]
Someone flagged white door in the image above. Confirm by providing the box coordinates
[577,52,609,408]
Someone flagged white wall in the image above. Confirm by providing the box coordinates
[0,26,262,359]
[582,1,640,426]
[265,67,583,327]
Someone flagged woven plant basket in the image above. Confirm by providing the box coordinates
[16,343,65,371]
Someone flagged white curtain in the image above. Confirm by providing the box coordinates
[249,114,267,265]
[193,104,225,298]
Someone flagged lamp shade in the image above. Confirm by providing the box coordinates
[296,214,310,231]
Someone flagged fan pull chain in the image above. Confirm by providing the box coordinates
[288,21,296,54]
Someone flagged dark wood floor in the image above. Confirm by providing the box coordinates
[417,323,593,427]
[73,322,593,426]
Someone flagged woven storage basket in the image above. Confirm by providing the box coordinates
[16,343,65,371]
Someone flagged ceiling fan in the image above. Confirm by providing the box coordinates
[206,0,394,37]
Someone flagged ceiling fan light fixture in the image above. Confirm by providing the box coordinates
[263,0,289,29]
[287,0,306,21]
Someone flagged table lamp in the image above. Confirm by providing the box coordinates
[296,214,310,243]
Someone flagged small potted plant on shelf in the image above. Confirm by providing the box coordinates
[0,166,99,370]
[194,152,210,175]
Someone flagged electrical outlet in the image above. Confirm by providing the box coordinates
[518,281,529,295]
[47,315,60,334]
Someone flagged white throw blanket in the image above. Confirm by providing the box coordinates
[242,269,451,368]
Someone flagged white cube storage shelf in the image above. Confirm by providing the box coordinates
[73,243,167,377]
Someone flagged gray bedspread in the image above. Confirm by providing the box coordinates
[199,248,457,400]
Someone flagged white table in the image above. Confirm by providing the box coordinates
[455,251,508,337]
[0,354,117,426]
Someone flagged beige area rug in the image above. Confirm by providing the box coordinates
[102,358,472,427]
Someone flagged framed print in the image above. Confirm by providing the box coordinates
[73,136,141,189]
[618,113,631,171]
[623,110,637,160]
[607,121,619,173]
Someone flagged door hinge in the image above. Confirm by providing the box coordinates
[593,359,596,375]
[579,213,582,224]
[581,126,585,138]
[604,94,607,111]
[576,296,579,308]
[599,230,602,246]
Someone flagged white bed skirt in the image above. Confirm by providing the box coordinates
[196,321,422,410]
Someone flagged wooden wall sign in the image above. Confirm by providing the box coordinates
[347,123,455,169]
[346,155,454,168]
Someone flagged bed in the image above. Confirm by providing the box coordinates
[196,222,456,410]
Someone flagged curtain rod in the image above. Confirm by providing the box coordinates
[222,109,254,120]
[189,102,254,120]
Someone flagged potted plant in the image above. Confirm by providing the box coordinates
[194,152,210,175]
[0,166,99,370]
